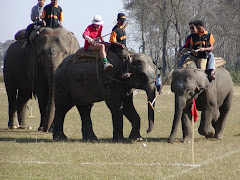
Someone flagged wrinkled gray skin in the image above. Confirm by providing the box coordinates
[53,51,157,141]
[3,27,80,131]
[168,64,233,143]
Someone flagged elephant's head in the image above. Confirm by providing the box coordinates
[168,66,209,143]
[30,28,79,74]
[29,27,80,131]
[125,53,157,133]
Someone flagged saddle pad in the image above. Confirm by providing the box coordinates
[215,57,226,68]
[73,48,102,63]
[73,48,101,64]
[15,29,26,41]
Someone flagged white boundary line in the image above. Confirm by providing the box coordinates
[0,160,199,167]
[162,149,240,179]
[1,149,239,178]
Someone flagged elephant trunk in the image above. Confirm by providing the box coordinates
[168,95,186,143]
[43,67,56,132]
[146,84,155,134]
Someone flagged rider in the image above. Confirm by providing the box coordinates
[82,15,113,71]
[41,0,63,28]
[178,21,198,67]
[23,0,45,48]
[109,13,132,78]
[184,20,216,80]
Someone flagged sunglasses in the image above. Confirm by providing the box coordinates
[190,27,195,29]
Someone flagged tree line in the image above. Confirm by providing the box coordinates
[123,0,239,80]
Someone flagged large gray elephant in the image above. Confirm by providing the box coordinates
[4,41,33,129]
[168,63,233,143]
[3,27,79,131]
[53,49,157,141]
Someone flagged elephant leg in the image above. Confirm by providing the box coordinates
[103,85,124,142]
[213,93,233,139]
[36,90,48,131]
[76,104,97,141]
[17,89,32,129]
[52,103,72,141]
[123,94,142,140]
[181,107,193,143]
[198,108,215,138]
[7,88,19,128]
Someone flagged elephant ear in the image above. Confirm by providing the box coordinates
[195,69,209,90]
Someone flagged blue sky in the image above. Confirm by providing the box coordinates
[0,0,125,48]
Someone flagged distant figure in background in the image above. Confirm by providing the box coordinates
[155,74,162,94]
[42,0,63,28]
[23,0,45,48]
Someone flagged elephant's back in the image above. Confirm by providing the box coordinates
[3,41,30,89]
[216,67,233,86]
[215,67,233,103]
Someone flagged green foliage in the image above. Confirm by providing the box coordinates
[229,69,240,86]
[0,83,240,179]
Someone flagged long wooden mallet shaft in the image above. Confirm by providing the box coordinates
[94,22,129,41]
[148,69,175,110]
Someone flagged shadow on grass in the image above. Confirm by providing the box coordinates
[0,137,53,143]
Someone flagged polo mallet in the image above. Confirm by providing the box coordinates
[148,68,175,110]
[93,22,129,42]
[27,94,35,118]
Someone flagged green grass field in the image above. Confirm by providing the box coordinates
[0,82,240,179]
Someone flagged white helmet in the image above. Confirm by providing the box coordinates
[92,15,104,25]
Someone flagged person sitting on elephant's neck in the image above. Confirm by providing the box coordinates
[23,0,45,48]
[41,0,63,28]
[178,21,197,67]
[82,15,113,71]
[109,13,132,78]
[184,20,216,80]
[194,20,216,80]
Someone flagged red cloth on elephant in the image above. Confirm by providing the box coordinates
[192,98,198,122]
[83,24,103,50]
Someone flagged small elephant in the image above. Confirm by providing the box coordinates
[53,50,157,141]
[168,63,233,143]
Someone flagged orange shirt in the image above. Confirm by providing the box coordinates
[190,31,215,46]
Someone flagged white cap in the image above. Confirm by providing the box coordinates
[92,15,104,25]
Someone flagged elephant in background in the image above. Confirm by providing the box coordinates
[168,63,233,143]
[4,41,33,129]
[53,49,157,141]
[3,27,80,131]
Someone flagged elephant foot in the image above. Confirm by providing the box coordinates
[38,127,44,131]
[182,137,192,143]
[168,135,175,143]
[213,133,223,140]
[18,125,32,130]
[53,132,68,142]
[129,133,143,141]
[8,125,20,129]
[112,137,126,143]
[198,127,215,138]
[82,134,98,141]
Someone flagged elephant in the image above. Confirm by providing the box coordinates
[168,63,233,143]
[52,49,157,141]
[3,27,80,131]
[4,41,33,129]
